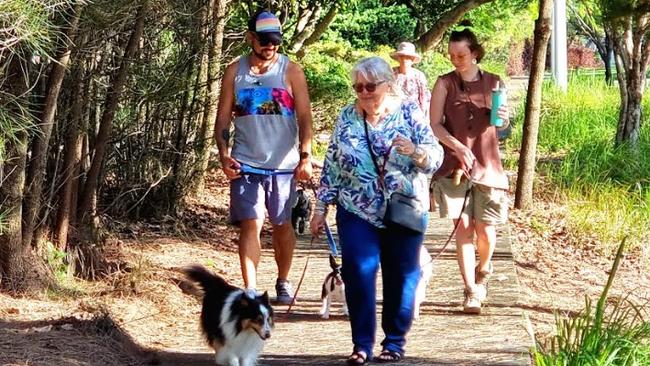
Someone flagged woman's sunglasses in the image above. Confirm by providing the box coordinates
[353,81,385,93]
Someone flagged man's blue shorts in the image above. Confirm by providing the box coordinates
[229,173,296,226]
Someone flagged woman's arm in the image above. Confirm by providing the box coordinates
[429,78,475,169]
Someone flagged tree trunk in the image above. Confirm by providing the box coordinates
[616,74,644,145]
[415,0,494,52]
[55,66,85,249]
[295,4,338,57]
[608,19,649,146]
[514,0,553,210]
[22,5,82,248]
[604,33,614,86]
[288,5,322,54]
[79,1,148,219]
[194,0,229,193]
[0,55,30,290]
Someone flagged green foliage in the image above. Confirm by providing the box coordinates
[300,41,353,100]
[44,241,69,280]
[534,239,650,365]
[328,2,416,50]
[299,41,355,140]
[505,75,650,251]
[0,0,65,60]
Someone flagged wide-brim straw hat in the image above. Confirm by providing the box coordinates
[390,42,421,63]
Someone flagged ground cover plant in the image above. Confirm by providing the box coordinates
[505,74,650,256]
[533,239,650,365]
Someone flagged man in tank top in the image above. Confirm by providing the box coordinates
[214,10,313,304]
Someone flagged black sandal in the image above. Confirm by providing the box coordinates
[375,349,403,363]
[346,351,368,365]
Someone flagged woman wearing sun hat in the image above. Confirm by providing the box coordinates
[391,42,431,118]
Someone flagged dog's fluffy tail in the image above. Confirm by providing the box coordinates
[183,265,234,295]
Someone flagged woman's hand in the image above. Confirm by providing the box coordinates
[496,104,509,126]
[392,135,416,156]
[310,213,326,237]
[453,144,475,171]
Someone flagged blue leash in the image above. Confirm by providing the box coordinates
[239,164,294,176]
[323,221,339,257]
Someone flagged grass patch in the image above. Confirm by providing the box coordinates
[534,239,650,365]
[505,76,650,253]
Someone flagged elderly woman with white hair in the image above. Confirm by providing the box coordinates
[310,56,443,365]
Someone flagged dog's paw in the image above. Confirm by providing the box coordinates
[321,312,330,319]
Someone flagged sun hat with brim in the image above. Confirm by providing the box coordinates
[390,42,421,63]
[248,11,283,43]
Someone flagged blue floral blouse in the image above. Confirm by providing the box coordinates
[317,101,444,228]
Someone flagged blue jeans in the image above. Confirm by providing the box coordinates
[336,205,423,357]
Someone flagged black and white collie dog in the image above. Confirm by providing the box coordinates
[183,265,274,366]
[291,188,312,235]
[319,254,348,319]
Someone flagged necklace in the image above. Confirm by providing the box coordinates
[456,70,489,122]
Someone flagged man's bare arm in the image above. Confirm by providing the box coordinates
[287,61,313,180]
[214,61,240,179]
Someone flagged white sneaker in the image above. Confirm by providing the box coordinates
[463,287,482,314]
[475,284,487,302]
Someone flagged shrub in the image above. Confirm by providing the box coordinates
[329,4,416,50]
[534,240,650,366]
[568,42,604,69]
[505,76,650,252]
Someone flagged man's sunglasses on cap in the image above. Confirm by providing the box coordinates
[255,33,282,46]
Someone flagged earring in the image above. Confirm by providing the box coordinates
[472,58,477,65]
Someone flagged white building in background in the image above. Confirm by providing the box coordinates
[551,0,568,91]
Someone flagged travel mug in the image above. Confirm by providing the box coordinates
[490,81,506,127]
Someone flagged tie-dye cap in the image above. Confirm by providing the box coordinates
[254,11,282,33]
[248,10,282,45]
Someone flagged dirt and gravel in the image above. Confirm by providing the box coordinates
[1,171,648,365]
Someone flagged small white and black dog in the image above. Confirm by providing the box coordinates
[414,246,433,319]
[319,254,348,319]
[183,265,274,366]
[291,188,312,235]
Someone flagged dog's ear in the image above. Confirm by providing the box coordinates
[329,254,339,269]
[239,296,250,308]
[259,291,270,306]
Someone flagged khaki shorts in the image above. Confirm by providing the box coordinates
[431,178,508,225]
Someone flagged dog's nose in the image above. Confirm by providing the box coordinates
[264,332,272,339]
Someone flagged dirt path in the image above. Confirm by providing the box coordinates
[144,213,533,366]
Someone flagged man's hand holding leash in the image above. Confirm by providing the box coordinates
[220,155,242,180]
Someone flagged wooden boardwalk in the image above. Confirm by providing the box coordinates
[252,216,534,365]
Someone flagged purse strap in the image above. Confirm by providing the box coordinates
[362,110,391,191]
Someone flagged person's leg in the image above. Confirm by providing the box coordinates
[271,222,295,281]
[475,222,496,276]
[379,225,423,357]
[337,205,381,359]
[455,214,476,289]
[473,185,508,294]
[230,175,267,289]
[239,219,265,289]
[266,174,297,303]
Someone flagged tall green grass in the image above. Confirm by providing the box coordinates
[534,239,650,365]
[505,76,650,252]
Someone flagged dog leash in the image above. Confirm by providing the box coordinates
[424,165,476,266]
[283,234,315,319]
[284,178,337,318]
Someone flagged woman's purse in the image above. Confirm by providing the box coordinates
[384,192,427,233]
[362,111,427,234]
